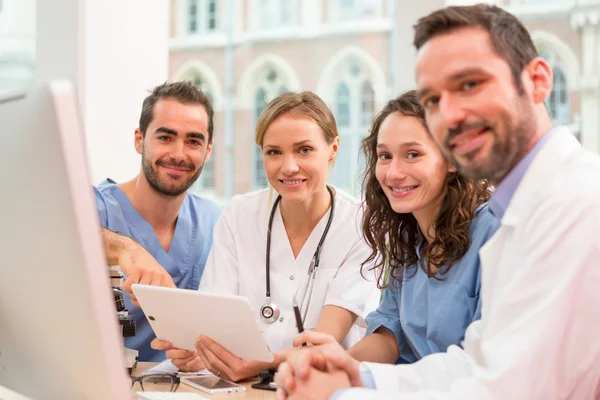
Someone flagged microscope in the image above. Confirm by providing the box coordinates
[109,266,139,374]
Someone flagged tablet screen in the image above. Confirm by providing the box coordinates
[185,376,240,390]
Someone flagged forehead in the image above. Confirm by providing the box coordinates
[415,27,511,90]
[150,98,209,130]
[378,113,432,145]
[263,115,326,145]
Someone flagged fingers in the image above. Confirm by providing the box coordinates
[288,349,328,380]
[196,338,235,380]
[162,274,176,288]
[122,272,139,295]
[166,348,195,360]
[292,331,336,347]
[320,345,361,387]
[276,362,296,394]
[199,336,239,366]
[151,339,172,351]
[276,387,288,400]
[174,354,204,372]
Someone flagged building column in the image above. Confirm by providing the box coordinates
[37,0,169,185]
[572,9,600,153]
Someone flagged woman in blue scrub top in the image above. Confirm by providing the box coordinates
[295,90,499,364]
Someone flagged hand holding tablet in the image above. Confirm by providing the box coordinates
[131,284,274,363]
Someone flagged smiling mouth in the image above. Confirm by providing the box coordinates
[161,165,192,172]
[390,185,418,193]
[280,179,306,185]
[451,128,487,147]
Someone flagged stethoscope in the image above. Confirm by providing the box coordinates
[260,186,336,324]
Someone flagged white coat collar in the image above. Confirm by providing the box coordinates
[501,126,580,226]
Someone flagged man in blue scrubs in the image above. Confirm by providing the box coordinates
[96,81,221,361]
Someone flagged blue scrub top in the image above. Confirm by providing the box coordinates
[95,179,221,361]
[365,204,499,364]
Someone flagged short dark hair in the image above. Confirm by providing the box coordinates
[413,4,538,92]
[139,81,214,141]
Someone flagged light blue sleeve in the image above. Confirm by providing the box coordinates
[93,187,108,228]
[364,282,403,352]
[469,205,500,323]
[329,370,376,399]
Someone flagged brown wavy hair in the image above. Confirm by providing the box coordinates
[361,90,491,288]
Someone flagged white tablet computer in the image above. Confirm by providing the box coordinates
[131,284,274,363]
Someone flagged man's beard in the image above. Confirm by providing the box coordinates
[441,97,535,184]
[142,152,203,197]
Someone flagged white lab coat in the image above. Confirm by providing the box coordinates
[199,187,380,352]
[340,127,600,399]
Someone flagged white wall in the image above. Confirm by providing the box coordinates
[33,0,168,185]
[82,0,169,184]
[394,0,446,95]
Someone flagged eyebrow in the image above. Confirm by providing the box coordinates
[154,127,206,142]
[446,67,491,82]
[376,141,424,149]
[263,140,315,149]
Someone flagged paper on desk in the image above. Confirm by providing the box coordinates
[141,359,212,376]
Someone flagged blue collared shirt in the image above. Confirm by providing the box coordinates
[331,205,498,399]
[94,179,221,361]
[363,204,498,364]
[489,128,560,221]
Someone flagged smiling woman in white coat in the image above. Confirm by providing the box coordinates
[152,91,380,382]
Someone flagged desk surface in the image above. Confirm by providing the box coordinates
[132,362,276,400]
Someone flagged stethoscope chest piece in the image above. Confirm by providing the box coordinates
[260,300,280,324]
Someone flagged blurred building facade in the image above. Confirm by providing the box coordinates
[168,0,600,202]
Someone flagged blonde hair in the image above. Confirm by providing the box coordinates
[255,91,338,148]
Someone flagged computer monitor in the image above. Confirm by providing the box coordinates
[0,81,131,399]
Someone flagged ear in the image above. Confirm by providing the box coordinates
[447,161,457,173]
[524,57,553,105]
[329,136,340,163]
[204,140,213,164]
[134,128,144,155]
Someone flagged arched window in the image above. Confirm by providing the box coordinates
[549,67,569,125]
[538,48,570,126]
[184,71,215,193]
[331,62,375,195]
[253,67,289,189]
[335,82,351,128]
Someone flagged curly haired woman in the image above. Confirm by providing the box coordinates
[293,90,499,365]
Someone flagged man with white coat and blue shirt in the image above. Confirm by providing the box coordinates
[96,81,221,362]
[275,4,600,399]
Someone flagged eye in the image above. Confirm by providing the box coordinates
[406,151,421,160]
[265,149,280,156]
[462,80,480,91]
[422,96,440,110]
[158,135,171,142]
[299,146,312,155]
[188,140,201,146]
[377,152,391,161]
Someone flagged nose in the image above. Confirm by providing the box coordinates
[169,139,186,162]
[439,93,468,131]
[281,155,300,176]
[386,158,408,181]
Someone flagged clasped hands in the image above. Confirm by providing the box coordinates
[274,331,364,400]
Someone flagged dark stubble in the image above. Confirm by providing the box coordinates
[142,146,204,197]
[440,94,536,184]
